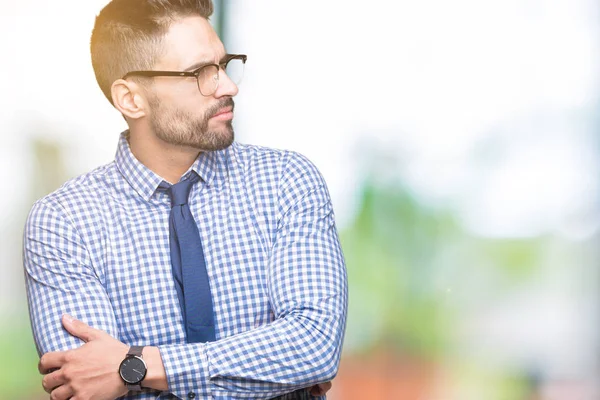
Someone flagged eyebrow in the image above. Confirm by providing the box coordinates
[184,54,230,72]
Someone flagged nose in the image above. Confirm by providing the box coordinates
[214,68,239,98]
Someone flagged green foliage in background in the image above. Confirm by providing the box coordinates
[339,181,545,359]
[0,319,43,399]
[340,183,458,357]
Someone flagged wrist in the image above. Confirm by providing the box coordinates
[141,346,168,391]
[119,345,147,391]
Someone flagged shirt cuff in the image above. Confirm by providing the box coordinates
[158,342,211,399]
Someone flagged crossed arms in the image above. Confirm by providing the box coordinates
[24,156,348,399]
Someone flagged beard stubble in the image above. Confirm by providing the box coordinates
[149,96,235,151]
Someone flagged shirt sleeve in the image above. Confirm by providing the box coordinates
[158,152,348,399]
[23,199,119,355]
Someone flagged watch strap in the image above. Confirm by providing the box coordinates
[127,383,143,391]
[127,345,144,358]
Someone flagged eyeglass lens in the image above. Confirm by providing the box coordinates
[197,58,245,96]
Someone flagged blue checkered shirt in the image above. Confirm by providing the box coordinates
[23,132,348,400]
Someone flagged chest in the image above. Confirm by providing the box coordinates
[94,183,275,344]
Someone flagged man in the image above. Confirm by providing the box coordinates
[22,0,348,399]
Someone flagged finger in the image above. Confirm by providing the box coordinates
[310,381,332,396]
[49,383,74,400]
[42,369,67,393]
[62,314,103,342]
[38,352,68,375]
[309,385,323,396]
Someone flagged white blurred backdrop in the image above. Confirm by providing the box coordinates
[1,1,599,399]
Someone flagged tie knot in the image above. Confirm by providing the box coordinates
[167,174,200,207]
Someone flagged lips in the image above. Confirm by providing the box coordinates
[212,107,233,118]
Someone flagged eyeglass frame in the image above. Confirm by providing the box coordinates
[122,54,247,96]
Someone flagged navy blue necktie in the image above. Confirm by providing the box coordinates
[164,173,216,343]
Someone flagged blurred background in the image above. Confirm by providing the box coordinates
[1,0,599,399]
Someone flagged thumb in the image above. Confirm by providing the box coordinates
[62,314,102,342]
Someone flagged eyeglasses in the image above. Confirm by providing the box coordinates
[123,54,247,96]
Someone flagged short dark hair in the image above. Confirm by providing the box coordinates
[91,0,214,104]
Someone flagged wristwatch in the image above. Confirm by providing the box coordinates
[118,345,147,391]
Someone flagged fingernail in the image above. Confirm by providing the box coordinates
[63,314,74,323]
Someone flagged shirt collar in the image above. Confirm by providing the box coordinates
[114,131,219,201]
[191,146,218,187]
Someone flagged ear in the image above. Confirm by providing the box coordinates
[111,79,148,120]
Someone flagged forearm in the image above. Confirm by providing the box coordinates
[151,296,345,399]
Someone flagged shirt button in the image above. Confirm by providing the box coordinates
[187,391,196,399]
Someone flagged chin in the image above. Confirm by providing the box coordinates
[193,128,234,151]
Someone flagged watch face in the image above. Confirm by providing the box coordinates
[119,356,147,384]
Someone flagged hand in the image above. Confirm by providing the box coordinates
[39,314,129,400]
[309,381,332,396]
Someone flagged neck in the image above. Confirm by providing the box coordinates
[127,126,200,184]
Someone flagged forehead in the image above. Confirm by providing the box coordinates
[157,16,225,69]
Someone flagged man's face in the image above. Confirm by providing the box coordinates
[146,16,239,151]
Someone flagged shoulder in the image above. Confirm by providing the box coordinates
[227,141,287,170]
[227,142,324,188]
[26,162,117,228]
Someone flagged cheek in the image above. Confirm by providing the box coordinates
[187,92,212,116]
[153,81,211,117]
[157,79,199,101]
[170,90,207,113]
